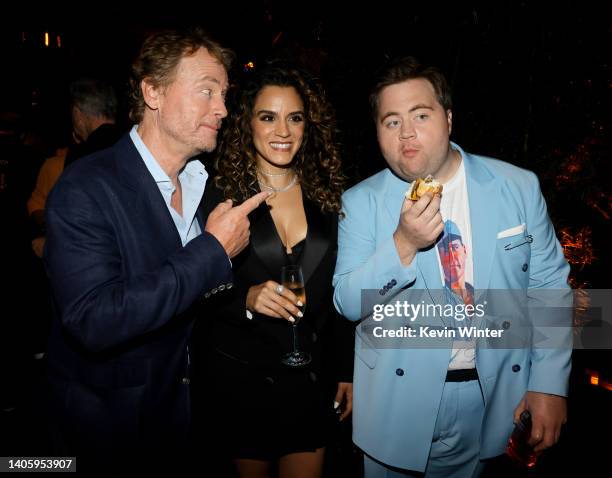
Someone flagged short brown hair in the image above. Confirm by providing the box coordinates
[129,27,234,123]
[369,56,452,119]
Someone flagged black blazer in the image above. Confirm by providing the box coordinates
[195,184,354,387]
[44,134,232,460]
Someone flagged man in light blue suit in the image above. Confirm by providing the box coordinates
[333,57,570,477]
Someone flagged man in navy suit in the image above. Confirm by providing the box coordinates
[44,28,269,471]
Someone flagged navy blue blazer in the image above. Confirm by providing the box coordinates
[44,133,232,459]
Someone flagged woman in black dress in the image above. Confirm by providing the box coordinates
[194,63,354,477]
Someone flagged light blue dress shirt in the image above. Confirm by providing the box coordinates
[129,125,207,246]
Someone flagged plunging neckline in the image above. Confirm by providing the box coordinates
[265,203,308,253]
[281,235,307,254]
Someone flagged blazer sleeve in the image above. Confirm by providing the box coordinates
[524,171,572,397]
[44,176,233,353]
[200,182,254,324]
[333,187,418,321]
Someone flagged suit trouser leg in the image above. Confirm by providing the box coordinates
[424,379,485,478]
[363,379,485,478]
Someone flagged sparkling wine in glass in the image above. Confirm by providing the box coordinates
[280,265,311,367]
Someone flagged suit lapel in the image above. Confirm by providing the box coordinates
[462,148,500,292]
[250,202,286,282]
[383,169,410,226]
[195,206,205,233]
[301,199,332,285]
[115,134,182,253]
[417,245,443,291]
[249,196,332,285]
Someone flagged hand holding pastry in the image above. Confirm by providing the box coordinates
[394,180,443,266]
[405,175,443,201]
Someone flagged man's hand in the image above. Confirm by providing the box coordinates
[334,382,353,421]
[393,193,444,266]
[514,391,567,453]
[205,191,270,258]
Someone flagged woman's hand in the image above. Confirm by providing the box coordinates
[246,281,303,323]
[334,382,353,421]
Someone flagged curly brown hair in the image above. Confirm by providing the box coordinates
[128,27,234,123]
[214,63,345,214]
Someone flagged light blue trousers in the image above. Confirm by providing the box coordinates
[364,379,485,478]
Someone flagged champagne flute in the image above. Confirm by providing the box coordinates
[280,265,311,367]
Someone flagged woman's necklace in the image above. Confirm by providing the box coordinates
[257,172,298,193]
[258,169,290,177]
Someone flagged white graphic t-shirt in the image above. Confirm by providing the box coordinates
[435,158,476,370]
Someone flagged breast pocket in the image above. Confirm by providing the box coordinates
[497,231,533,277]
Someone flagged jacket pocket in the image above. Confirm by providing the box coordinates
[355,346,379,369]
[497,223,526,239]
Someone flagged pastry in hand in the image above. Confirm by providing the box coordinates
[405,175,443,201]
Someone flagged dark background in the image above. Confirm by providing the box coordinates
[1,2,609,476]
[1,2,609,236]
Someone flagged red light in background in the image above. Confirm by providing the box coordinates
[560,227,595,271]
[585,370,612,391]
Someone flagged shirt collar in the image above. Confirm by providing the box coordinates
[129,124,207,187]
[129,125,172,184]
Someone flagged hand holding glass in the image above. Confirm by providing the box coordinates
[280,265,311,367]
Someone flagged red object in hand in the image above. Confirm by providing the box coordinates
[506,410,538,468]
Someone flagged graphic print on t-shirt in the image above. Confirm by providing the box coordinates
[437,219,474,306]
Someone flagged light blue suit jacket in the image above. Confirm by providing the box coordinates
[333,144,571,472]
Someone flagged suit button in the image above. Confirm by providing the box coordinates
[512,364,521,373]
[391,279,397,286]
[181,377,190,385]
[212,287,218,294]
[265,376,275,385]
[312,332,318,343]
[226,283,233,289]
[204,292,211,299]
[309,372,318,382]
[218,284,226,291]
[502,321,511,330]
[395,368,404,376]
[522,263,528,272]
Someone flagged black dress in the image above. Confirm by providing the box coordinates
[192,185,354,460]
